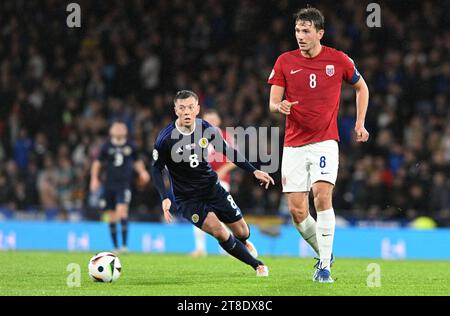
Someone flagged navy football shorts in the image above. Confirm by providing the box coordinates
[176,182,243,228]
[99,187,132,211]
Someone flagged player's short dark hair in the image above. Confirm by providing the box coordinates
[294,7,325,31]
[173,90,199,104]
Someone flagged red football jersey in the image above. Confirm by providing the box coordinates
[208,129,233,184]
[268,45,360,147]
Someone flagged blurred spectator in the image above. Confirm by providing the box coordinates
[13,128,32,172]
[36,155,59,210]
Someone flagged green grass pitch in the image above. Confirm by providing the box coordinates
[0,251,449,296]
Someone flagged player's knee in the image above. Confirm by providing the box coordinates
[108,211,116,223]
[289,206,308,223]
[202,220,228,241]
[234,224,249,240]
[211,227,229,242]
[313,190,332,211]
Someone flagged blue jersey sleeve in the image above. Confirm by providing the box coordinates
[151,134,169,200]
[130,142,138,161]
[97,143,108,162]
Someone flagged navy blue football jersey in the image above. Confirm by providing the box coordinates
[97,140,138,189]
[152,118,255,201]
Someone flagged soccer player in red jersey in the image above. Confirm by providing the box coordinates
[268,7,369,283]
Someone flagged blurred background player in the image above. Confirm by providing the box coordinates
[90,122,150,253]
[151,90,274,276]
[191,110,240,257]
[268,7,369,283]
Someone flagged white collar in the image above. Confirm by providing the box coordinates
[175,119,196,136]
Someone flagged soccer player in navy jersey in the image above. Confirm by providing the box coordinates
[151,90,274,277]
[90,122,150,253]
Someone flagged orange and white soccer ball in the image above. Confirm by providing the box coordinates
[88,252,122,282]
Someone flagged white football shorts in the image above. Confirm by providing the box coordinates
[281,140,339,192]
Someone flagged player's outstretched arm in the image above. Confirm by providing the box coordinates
[253,170,275,189]
[215,131,257,174]
[212,129,274,189]
[162,198,172,223]
[353,76,370,142]
[90,160,101,192]
[151,165,173,223]
[134,160,150,185]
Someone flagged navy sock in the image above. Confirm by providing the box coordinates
[121,219,128,247]
[219,234,263,270]
[109,223,118,248]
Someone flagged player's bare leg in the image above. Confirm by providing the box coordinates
[226,219,258,258]
[287,192,319,256]
[116,203,129,254]
[201,212,268,276]
[312,181,335,283]
[107,210,119,252]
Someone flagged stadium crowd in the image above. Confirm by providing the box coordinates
[0,0,449,224]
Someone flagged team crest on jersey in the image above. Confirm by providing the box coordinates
[191,214,199,223]
[199,138,209,148]
[326,65,335,77]
[152,149,159,161]
[123,146,132,156]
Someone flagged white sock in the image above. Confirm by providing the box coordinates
[193,226,206,253]
[316,208,335,270]
[294,214,319,256]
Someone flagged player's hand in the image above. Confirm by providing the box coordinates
[354,124,369,142]
[276,100,298,115]
[162,198,173,224]
[138,170,150,186]
[253,170,275,189]
[90,178,101,192]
